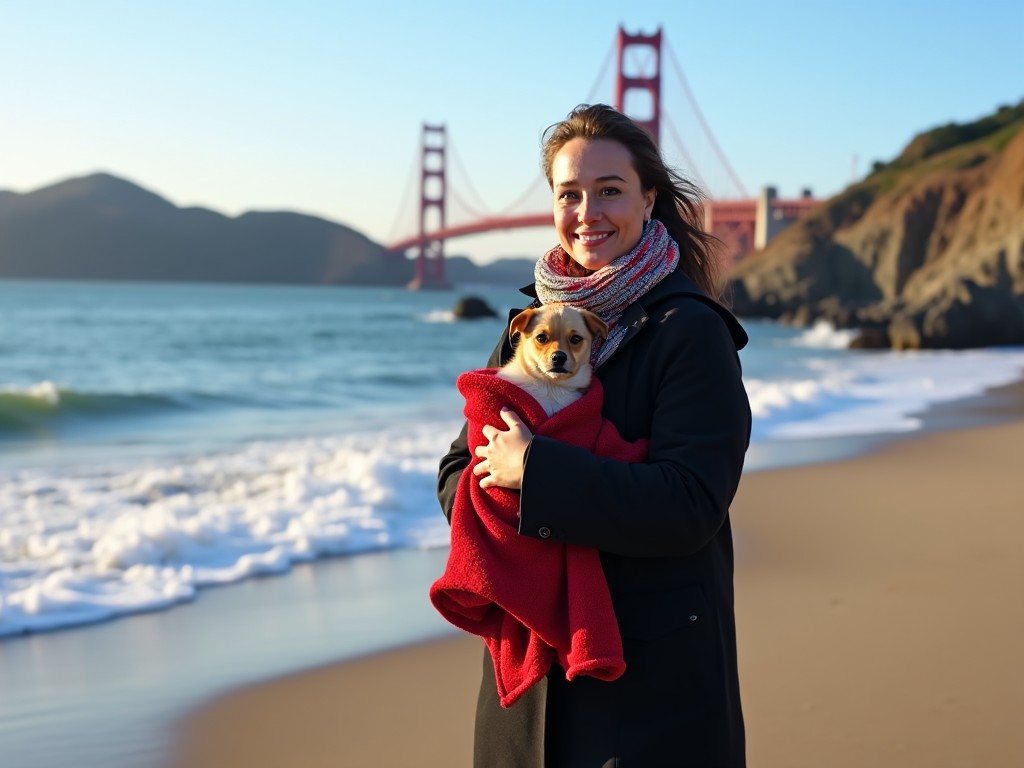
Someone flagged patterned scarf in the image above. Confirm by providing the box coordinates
[534,219,679,368]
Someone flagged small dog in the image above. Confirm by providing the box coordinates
[497,305,608,417]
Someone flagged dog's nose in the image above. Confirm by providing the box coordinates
[551,350,567,366]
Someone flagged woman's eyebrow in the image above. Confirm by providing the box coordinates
[555,174,627,189]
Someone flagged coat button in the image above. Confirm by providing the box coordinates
[538,526,551,539]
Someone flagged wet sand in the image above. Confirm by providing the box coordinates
[166,391,1024,767]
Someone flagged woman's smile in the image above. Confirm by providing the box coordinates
[576,231,613,245]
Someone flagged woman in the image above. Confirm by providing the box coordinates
[438,104,751,767]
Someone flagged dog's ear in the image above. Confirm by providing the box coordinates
[508,308,536,343]
[579,309,609,340]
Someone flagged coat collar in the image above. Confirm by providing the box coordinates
[518,268,749,355]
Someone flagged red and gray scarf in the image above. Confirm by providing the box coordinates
[534,219,680,368]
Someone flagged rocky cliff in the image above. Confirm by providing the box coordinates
[728,101,1024,349]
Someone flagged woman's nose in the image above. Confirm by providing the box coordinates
[577,194,600,223]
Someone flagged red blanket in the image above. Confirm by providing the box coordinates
[430,368,648,708]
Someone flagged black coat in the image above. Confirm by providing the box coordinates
[438,268,751,767]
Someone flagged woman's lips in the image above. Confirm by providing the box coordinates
[575,231,612,245]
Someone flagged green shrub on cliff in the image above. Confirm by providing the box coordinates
[896,99,1024,164]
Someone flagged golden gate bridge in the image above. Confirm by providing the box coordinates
[388,26,817,289]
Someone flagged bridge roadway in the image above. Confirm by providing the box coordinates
[386,213,552,253]
[386,191,818,266]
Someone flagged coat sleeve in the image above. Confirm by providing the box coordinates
[517,301,751,557]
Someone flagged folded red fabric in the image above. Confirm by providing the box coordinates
[430,368,648,707]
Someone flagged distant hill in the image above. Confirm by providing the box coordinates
[0,173,536,288]
[728,99,1024,349]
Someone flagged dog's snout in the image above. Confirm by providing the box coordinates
[551,350,567,366]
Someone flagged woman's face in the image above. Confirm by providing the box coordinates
[550,137,656,272]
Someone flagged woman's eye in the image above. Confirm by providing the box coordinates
[570,335,583,344]
[600,187,621,196]
[557,191,578,201]
[535,334,549,344]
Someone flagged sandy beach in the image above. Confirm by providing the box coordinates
[166,390,1024,767]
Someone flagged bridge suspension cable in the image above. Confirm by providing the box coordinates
[387,144,421,242]
[448,187,490,222]
[448,140,494,219]
[584,37,617,104]
[492,171,549,219]
[664,38,748,198]
[661,113,710,194]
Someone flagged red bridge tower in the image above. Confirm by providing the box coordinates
[615,27,662,145]
[409,123,450,290]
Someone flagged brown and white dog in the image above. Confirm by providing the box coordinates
[496,305,608,417]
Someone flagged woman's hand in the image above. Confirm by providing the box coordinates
[473,407,533,490]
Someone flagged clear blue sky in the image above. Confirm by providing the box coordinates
[3,0,1022,263]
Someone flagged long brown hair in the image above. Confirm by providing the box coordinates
[541,104,722,298]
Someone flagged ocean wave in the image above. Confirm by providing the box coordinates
[0,382,186,432]
[746,347,1024,439]
[746,376,840,420]
[0,422,457,637]
[790,320,862,349]
[417,309,458,323]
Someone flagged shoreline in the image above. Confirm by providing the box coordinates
[164,382,1024,767]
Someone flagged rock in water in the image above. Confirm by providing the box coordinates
[453,296,498,319]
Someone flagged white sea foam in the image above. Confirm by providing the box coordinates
[418,309,458,323]
[748,347,1024,439]
[0,423,460,636]
[1,380,62,404]
[791,320,862,349]
[746,376,840,419]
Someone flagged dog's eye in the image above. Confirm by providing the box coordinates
[535,333,549,344]
[570,335,583,344]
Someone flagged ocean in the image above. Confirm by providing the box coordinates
[2,278,1024,766]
